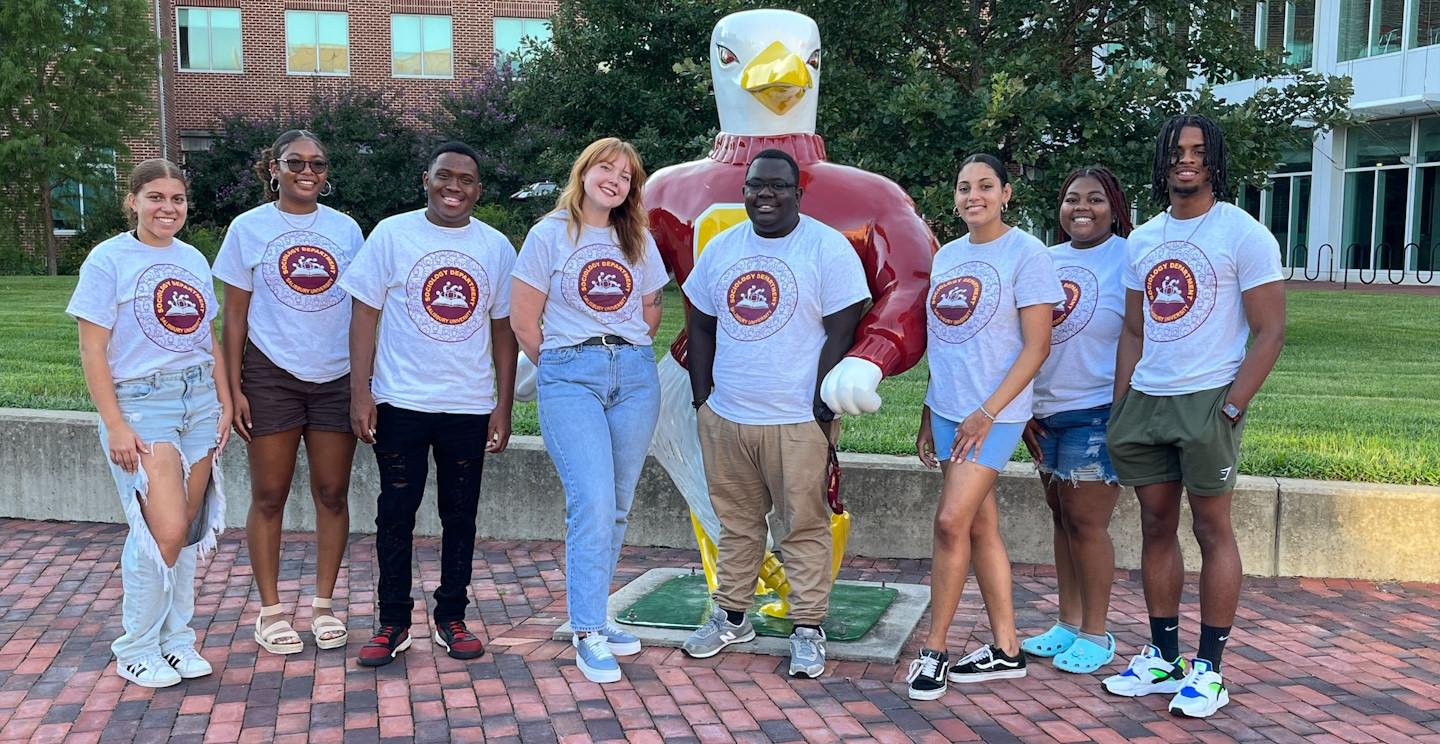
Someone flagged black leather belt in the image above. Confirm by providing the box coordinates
[580,335,632,346]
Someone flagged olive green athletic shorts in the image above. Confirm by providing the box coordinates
[1106,383,1246,496]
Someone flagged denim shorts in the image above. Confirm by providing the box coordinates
[931,413,1026,472]
[1033,404,1118,484]
[97,363,227,572]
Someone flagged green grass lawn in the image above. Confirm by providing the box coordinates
[3,276,1437,485]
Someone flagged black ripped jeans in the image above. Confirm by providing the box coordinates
[373,403,490,628]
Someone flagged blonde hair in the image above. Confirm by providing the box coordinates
[550,138,650,264]
[125,158,187,227]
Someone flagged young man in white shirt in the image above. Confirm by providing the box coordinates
[341,142,518,667]
[679,150,870,678]
[1103,115,1286,718]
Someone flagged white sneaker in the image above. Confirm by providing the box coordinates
[1168,659,1230,718]
[117,654,182,688]
[163,646,213,679]
[1102,644,1189,697]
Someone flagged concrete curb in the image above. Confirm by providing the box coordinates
[2,408,1436,582]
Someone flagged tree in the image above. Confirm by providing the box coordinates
[506,0,1352,241]
[185,86,433,234]
[0,0,158,274]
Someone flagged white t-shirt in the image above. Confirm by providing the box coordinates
[212,202,364,383]
[511,212,669,349]
[1032,235,1128,417]
[1124,202,1283,396]
[924,228,1064,424]
[339,209,515,415]
[66,232,219,382]
[682,216,870,425]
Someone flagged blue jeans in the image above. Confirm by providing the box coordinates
[1034,405,1118,484]
[931,414,1026,472]
[537,343,660,633]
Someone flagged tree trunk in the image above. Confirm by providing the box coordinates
[39,181,58,276]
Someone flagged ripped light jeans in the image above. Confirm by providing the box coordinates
[372,403,490,629]
[97,362,225,664]
[1033,404,1119,485]
[537,343,660,633]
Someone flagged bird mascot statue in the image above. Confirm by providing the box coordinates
[519,8,935,619]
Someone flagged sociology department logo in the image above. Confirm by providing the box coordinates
[928,261,1000,344]
[1141,242,1216,342]
[1050,266,1100,344]
[135,264,210,351]
[718,256,797,341]
[562,244,636,322]
[262,231,348,312]
[405,250,489,342]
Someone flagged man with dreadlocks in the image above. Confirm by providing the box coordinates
[1100,114,1286,718]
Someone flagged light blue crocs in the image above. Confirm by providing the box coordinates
[1020,623,1077,658]
[1054,632,1115,674]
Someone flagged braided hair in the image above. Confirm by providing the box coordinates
[1150,114,1230,206]
[1056,166,1134,242]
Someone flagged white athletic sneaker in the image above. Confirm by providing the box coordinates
[1102,644,1189,697]
[1168,659,1230,718]
[163,645,213,679]
[117,654,182,688]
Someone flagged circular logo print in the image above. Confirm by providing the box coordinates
[561,244,637,323]
[262,230,349,312]
[927,261,1000,345]
[405,250,490,342]
[135,264,211,351]
[716,257,798,341]
[1140,241,1216,342]
[1050,265,1100,345]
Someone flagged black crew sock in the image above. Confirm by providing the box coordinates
[725,609,747,625]
[1197,624,1231,670]
[1149,616,1181,662]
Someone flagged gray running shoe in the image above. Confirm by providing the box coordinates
[789,626,827,678]
[682,607,755,658]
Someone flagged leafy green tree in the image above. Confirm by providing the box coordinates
[185,87,433,234]
[0,0,158,274]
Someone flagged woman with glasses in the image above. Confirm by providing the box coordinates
[510,138,667,683]
[212,129,364,655]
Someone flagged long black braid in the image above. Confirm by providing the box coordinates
[1150,114,1231,207]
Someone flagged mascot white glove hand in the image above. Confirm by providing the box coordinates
[820,357,883,415]
[515,352,538,403]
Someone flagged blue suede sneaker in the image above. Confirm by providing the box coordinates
[600,621,642,656]
[573,633,621,683]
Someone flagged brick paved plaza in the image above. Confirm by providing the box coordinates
[0,518,1437,743]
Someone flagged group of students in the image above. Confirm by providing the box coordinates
[69,113,1283,721]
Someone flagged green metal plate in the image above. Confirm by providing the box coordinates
[614,574,898,642]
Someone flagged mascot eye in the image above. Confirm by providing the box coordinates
[807,50,821,69]
[717,45,738,65]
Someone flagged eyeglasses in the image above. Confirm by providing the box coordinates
[743,179,797,193]
[278,158,329,174]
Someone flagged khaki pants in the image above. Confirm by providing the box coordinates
[696,404,833,625]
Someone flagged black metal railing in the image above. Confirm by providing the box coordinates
[1278,241,1437,288]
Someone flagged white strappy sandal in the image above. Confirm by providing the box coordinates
[310,597,348,650]
[254,604,304,655]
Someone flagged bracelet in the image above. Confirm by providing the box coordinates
[978,405,996,421]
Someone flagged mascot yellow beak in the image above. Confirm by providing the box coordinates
[740,41,813,115]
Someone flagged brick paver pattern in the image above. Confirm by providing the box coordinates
[0,518,1437,743]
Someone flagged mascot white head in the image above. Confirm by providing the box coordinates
[711,9,822,136]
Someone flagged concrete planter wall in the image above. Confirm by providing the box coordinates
[3,408,1437,582]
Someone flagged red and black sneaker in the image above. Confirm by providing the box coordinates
[433,620,486,660]
[357,625,412,667]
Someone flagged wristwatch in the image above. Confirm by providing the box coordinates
[1221,402,1243,423]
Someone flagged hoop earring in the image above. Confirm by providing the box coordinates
[320,180,334,197]
[269,177,280,195]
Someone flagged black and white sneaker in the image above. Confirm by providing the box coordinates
[948,644,1027,683]
[906,648,950,700]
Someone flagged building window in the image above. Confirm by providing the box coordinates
[1411,118,1440,271]
[51,155,117,235]
[1343,119,1425,273]
[1261,1,1316,66]
[176,7,242,72]
[494,17,552,68]
[286,11,349,75]
[392,15,453,78]
[1414,0,1440,47]
[1239,146,1313,267]
[1339,0,1407,60]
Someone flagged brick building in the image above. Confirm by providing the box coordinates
[35,0,556,252]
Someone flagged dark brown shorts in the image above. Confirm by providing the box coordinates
[240,341,353,438]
